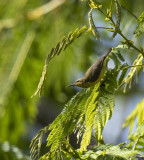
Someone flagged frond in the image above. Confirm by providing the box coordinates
[128,121,144,151]
[93,68,118,146]
[80,84,101,151]
[115,44,130,49]
[121,53,143,93]
[46,87,94,151]
[134,12,144,37]
[31,26,88,97]
[81,144,144,160]
[113,0,121,38]
[123,98,144,134]
[31,68,119,158]
[30,126,49,160]
[80,61,121,151]
[88,9,100,40]
[30,47,132,159]
[109,48,126,70]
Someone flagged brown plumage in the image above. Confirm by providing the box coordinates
[68,48,112,88]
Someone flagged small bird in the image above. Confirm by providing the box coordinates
[67,48,112,88]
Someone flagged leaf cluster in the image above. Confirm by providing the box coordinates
[134,12,144,37]
[30,47,137,159]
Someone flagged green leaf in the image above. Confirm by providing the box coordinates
[30,47,132,159]
[134,12,144,37]
[123,98,144,134]
[81,144,144,160]
[88,9,100,40]
[121,53,143,93]
[128,121,144,150]
[113,0,121,38]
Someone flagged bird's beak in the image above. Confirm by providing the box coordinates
[66,83,75,87]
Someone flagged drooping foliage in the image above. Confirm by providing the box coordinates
[1,0,144,159]
[123,98,144,134]
[134,12,144,37]
[121,53,143,93]
[128,121,144,151]
[80,144,144,160]
[30,47,140,159]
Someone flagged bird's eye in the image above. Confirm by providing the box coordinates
[76,80,80,83]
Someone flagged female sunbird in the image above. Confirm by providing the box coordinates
[68,48,112,88]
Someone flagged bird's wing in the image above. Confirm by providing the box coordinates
[84,49,111,83]
[84,56,105,82]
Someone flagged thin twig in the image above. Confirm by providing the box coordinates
[96,7,144,57]
[118,30,144,57]
[122,64,144,69]
[121,4,138,20]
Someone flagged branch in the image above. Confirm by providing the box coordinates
[95,6,144,57]
[122,64,144,69]
[121,4,138,20]
[118,31,144,57]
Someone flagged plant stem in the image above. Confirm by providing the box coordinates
[121,4,138,20]
[96,26,113,30]
[98,8,115,25]
[96,7,144,57]
[122,64,144,70]
[118,31,144,57]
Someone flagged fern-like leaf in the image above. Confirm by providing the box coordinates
[123,98,144,134]
[121,53,143,93]
[115,44,130,49]
[81,144,144,160]
[88,8,100,40]
[113,0,121,38]
[80,53,123,151]
[128,121,144,151]
[93,68,118,146]
[30,47,133,159]
[30,126,49,160]
[134,12,144,37]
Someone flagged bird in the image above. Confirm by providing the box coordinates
[67,48,112,88]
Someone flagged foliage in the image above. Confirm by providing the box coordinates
[30,0,144,160]
[121,53,143,93]
[134,12,144,37]
[30,46,143,159]
[81,144,144,160]
[0,0,144,159]
[88,8,100,40]
[123,98,144,134]
[128,121,144,151]
[0,141,30,160]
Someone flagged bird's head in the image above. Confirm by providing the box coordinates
[67,78,84,88]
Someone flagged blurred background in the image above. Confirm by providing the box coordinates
[0,0,144,159]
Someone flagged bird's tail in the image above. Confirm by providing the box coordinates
[104,48,112,58]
